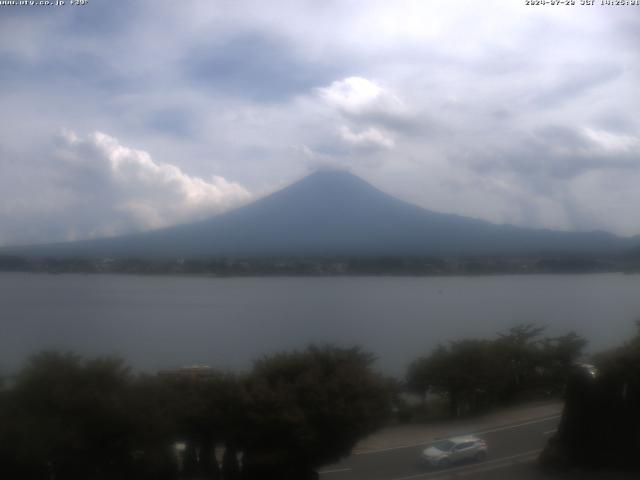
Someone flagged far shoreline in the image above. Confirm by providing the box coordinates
[1,269,638,279]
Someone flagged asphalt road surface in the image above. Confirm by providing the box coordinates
[318,415,562,480]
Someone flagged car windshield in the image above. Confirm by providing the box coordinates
[433,440,456,452]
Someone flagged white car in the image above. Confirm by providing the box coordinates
[421,435,487,468]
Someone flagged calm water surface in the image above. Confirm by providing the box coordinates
[1,272,639,376]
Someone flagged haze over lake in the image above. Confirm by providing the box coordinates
[1,272,639,376]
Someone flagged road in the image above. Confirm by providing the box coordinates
[318,415,561,480]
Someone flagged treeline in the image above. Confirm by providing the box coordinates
[0,346,391,480]
[0,253,634,275]
[0,324,622,478]
[541,322,640,471]
[407,324,586,417]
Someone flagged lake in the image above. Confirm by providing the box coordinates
[1,272,639,377]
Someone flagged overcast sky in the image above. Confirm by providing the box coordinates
[1,0,639,246]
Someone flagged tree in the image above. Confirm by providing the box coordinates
[240,346,391,480]
[4,351,139,480]
[125,374,182,480]
[158,370,247,479]
[407,345,449,404]
[541,322,640,470]
[409,340,508,417]
[494,324,546,400]
[539,332,587,395]
[408,325,587,417]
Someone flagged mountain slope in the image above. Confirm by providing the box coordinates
[4,170,637,258]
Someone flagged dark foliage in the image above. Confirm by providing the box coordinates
[0,352,139,480]
[541,322,640,471]
[407,324,586,417]
[240,346,392,479]
[0,346,390,480]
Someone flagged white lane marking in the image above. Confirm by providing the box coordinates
[471,415,561,436]
[354,415,560,456]
[458,454,538,476]
[389,449,542,480]
[319,467,352,475]
[458,461,515,476]
[543,429,557,435]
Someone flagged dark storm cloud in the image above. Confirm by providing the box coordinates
[185,32,347,102]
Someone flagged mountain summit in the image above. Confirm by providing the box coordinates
[5,170,635,258]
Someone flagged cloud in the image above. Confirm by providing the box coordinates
[145,107,200,138]
[316,76,407,119]
[1,1,639,241]
[59,131,251,230]
[433,124,640,234]
[312,77,408,157]
[581,128,640,155]
[532,64,623,108]
[186,31,345,102]
[0,132,251,245]
[339,126,394,150]
[458,125,639,183]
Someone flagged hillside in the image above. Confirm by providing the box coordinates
[3,170,637,259]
